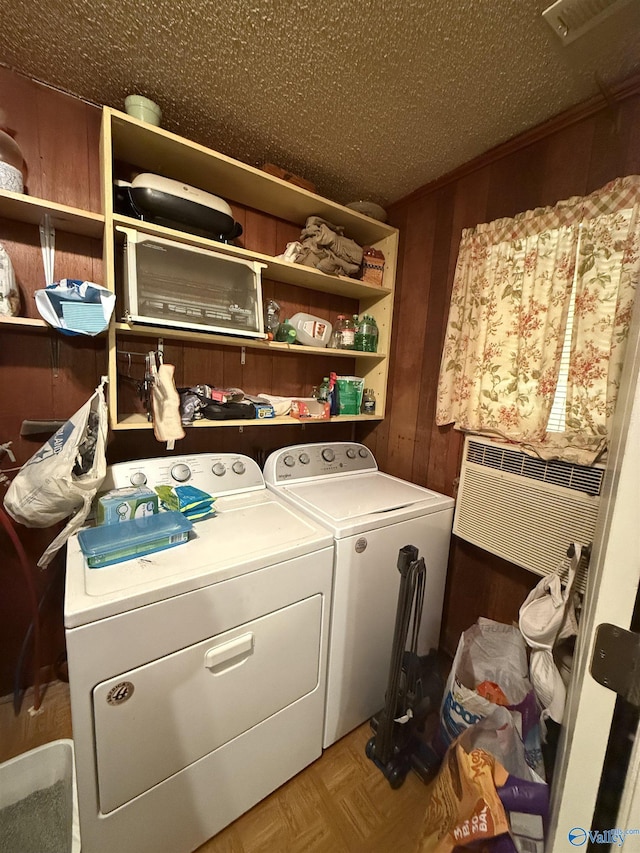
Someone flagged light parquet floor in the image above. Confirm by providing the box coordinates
[1,681,429,853]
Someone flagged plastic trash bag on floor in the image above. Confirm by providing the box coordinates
[416,707,548,853]
[4,382,108,566]
[429,619,544,778]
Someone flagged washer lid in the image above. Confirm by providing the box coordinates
[64,490,333,627]
[279,472,454,536]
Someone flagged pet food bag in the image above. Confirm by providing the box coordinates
[416,707,548,853]
[430,618,544,778]
[4,383,108,566]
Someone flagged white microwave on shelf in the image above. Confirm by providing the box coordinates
[118,227,267,339]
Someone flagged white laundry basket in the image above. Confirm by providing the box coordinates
[0,739,80,853]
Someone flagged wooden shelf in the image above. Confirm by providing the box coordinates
[108,108,396,245]
[0,315,49,330]
[114,321,385,359]
[113,215,391,302]
[0,189,104,238]
[114,412,383,430]
[103,107,397,431]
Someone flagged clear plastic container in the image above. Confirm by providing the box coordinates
[338,315,356,350]
[329,314,346,349]
[289,312,332,347]
[355,315,378,352]
[78,511,192,568]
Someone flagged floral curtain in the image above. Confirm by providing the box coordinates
[436,176,640,464]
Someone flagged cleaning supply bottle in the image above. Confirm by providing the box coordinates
[274,317,297,343]
[0,109,25,193]
[362,387,376,414]
[329,371,340,416]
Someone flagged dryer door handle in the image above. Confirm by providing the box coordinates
[204,633,255,672]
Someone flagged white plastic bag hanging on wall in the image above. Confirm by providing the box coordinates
[34,279,115,336]
[4,382,108,566]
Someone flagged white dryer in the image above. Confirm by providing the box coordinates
[263,442,454,748]
[64,453,333,853]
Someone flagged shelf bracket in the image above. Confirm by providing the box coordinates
[241,346,246,366]
[157,338,164,361]
[50,335,60,378]
[238,425,244,434]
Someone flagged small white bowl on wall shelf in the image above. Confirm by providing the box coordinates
[345,201,388,223]
[124,95,162,127]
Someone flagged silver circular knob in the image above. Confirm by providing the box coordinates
[171,463,191,482]
[358,448,368,458]
[130,471,147,486]
[232,460,246,475]
[299,453,310,464]
[322,448,335,462]
[346,449,356,459]
[212,462,226,477]
[283,455,295,468]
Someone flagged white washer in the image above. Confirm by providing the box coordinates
[263,442,454,748]
[64,453,333,853]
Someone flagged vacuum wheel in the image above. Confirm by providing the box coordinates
[365,736,376,760]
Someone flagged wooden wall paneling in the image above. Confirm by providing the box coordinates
[382,193,437,482]
[52,337,106,422]
[440,538,535,657]
[411,184,456,488]
[34,83,100,211]
[423,169,490,497]
[0,69,41,198]
[586,94,640,192]
[620,96,640,176]
[181,340,226,390]
[484,136,549,225]
[222,346,245,394]
[365,203,409,472]
[270,350,307,398]
[538,119,594,204]
[0,220,41,318]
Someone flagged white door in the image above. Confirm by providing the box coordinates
[547,302,640,849]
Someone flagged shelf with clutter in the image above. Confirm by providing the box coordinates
[100,107,397,431]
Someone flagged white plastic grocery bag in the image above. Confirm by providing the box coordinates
[4,382,108,566]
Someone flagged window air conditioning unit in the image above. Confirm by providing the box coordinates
[453,436,605,594]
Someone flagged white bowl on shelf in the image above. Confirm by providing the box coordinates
[124,95,162,126]
[345,200,387,222]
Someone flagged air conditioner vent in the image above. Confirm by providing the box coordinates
[542,0,634,44]
[457,437,605,594]
[466,439,604,497]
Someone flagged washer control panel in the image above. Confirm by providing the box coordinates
[263,443,377,484]
[102,453,264,497]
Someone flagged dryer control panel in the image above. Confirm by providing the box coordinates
[263,443,377,484]
[102,453,265,497]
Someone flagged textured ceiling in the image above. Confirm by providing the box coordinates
[1,0,640,207]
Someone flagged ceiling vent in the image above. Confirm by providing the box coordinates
[542,0,634,44]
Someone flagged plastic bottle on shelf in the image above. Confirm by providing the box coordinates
[0,110,25,193]
[328,372,340,416]
[274,317,297,343]
[329,314,346,349]
[355,315,378,352]
[339,315,357,350]
[362,387,376,415]
[317,377,331,402]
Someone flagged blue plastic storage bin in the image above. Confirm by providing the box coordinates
[78,511,193,568]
